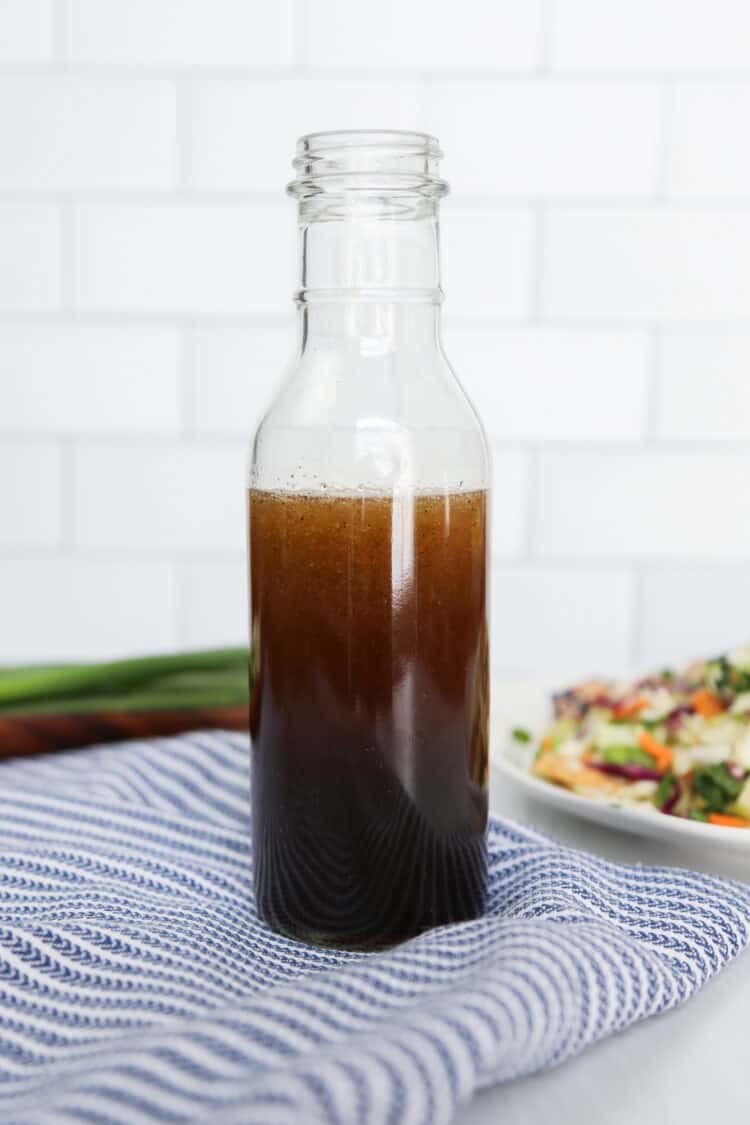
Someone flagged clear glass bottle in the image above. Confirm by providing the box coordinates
[248,131,490,949]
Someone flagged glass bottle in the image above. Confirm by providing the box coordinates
[248,131,490,949]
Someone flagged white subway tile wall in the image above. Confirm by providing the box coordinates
[0,558,179,661]
[2,0,750,678]
[184,558,247,649]
[191,324,292,434]
[550,0,750,70]
[306,0,541,70]
[668,85,750,199]
[0,205,60,309]
[444,328,650,442]
[190,79,425,193]
[0,77,177,192]
[72,204,293,314]
[656,334,750,440]
[442,207,534,318]
[492,568,636,679]
[72,444,248,552]
[542,210,750,321]
[640,568,750,670]
[65,0,295,66]
[0,443,60,547]
[490,449,529,559]
[0,323,182,433]
[0,0,52,64]
[427,81,662,197]
[535,451,750,559]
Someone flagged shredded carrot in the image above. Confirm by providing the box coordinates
[540,735,553,751]
[708,812,750,828]
[690,688,725,718]
[638,730,673,773]
[613,696,647,719]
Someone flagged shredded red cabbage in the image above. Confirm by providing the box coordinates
[660,780,681,815]
[666,705,693,732]
[590,761,664,782]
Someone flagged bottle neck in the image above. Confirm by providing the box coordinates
[297,207,443,347]
[299,298,440,351]
[299,212,442,294]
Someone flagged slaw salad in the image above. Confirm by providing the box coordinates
[517,646,750,828]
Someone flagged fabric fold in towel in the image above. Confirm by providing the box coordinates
[1,732,749,1124]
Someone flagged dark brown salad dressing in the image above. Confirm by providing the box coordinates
[249,487,489,948]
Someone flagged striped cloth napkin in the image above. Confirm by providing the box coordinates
[2,732,750,1124]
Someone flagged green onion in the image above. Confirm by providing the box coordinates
[0,648,250,715]
[599,745,656,767]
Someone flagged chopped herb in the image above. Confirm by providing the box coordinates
[707,655,750,696]
[512,726,532,743]
[691,763,745,813]
[654,771,677,807]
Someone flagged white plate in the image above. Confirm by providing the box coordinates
[491,681,750,854]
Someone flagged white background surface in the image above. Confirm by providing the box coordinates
[3,0,750,682]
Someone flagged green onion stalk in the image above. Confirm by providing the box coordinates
[0,649,252,758]
[0,648,250,715]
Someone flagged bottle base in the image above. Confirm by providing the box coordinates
[259,907,486,952]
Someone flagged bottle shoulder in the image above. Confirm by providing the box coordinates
[256,345,487,437]
[251,345,490,494]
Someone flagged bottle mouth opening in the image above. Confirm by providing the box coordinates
[288,130,448,201]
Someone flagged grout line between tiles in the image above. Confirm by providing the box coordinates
[51,0,67,66]
[7,189,750,210]
[173,559,191,647]
[537,0,555,72]
[56,440,76,550]
[644,329,662,444]
[174,75,193,194]
[627,566,645,668]
[528,205,547,320]
[655,82,675,198]
[179,321,198,434]
[5,62,750,81]
[58,197,75,311]
[292,0,309,70]
[521,447,540,560]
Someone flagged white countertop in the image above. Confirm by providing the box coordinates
[455,727,750,1124]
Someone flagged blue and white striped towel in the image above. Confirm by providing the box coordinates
[1,731,749,1124]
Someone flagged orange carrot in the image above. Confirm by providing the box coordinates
[708,812,750,828]
[638,730,673,773]
[613,696,647,719]
[690,689,724,718]
[541,735,553,751]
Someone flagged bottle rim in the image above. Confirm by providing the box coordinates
[296,129,441,154]
[288,130,448,200]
